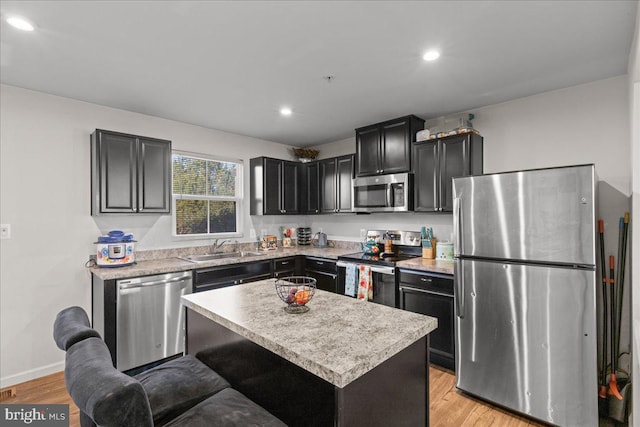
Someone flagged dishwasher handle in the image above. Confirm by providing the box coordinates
[118,275,191,291]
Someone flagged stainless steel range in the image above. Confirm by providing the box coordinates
[337,230,421,308]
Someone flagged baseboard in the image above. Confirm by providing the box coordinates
[0,361,65,388]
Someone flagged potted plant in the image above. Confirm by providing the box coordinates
[292,148,319,163]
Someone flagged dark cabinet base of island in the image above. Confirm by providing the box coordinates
[186,310,430,427]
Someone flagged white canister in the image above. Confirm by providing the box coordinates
[436,241,454,260]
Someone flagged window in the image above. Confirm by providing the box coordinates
[172,152,243,237]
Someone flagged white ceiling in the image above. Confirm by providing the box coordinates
[0,1,637,147]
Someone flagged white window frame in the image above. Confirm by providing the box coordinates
[171,150,243,239]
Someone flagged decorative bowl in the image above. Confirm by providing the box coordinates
[275,276,317,314]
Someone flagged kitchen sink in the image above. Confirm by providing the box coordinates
[181,251,265,263]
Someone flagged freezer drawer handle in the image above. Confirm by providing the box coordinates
[454,260,464,319]
[453,196,462,257]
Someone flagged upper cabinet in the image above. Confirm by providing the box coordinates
[250,157,301,215]
[91,129,171,215]
[301,161,320,214]
[413,132,483,212]
[355,115,425,177]
[320,155,354,213]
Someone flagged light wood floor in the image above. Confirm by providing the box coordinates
[2,365,545,427]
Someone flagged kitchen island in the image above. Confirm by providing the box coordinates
[182,280,437,426]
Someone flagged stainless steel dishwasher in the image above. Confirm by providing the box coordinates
[116,271,192,371]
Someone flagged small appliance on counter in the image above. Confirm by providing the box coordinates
[297,227,312,245]
[312,231,328,248]
[95,230,135,267]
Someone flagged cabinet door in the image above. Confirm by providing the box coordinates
[399,285,455,370]
[303,162,320,214]
[138,137,171,213]
[307,270,337,293]
[282,161,300,214]
[98,131,137,213]
[336,155,353,212]
[380,119,411,174]
[263,158,282,215]
[355,126,380,176]
[413,141,439,211]
[440,135,468,212]
[320,159,337,213]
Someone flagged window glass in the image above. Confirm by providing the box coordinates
[172,153,242,236]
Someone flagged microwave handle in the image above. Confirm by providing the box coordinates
[386,185,393,207]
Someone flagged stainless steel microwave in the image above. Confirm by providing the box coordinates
[352,173,413,212]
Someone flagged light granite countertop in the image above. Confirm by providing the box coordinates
[90,246,358,281]
[396,258,455,275]
[182,280,437,388]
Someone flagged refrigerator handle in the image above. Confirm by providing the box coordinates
[453,195,462,256]
[454,259,464,319]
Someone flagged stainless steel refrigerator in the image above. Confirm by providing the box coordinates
[452,164,598,426]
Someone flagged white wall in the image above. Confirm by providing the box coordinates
[0,84,298,386]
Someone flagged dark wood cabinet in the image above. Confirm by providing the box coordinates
[355,115,425,177]
[194,260,272,292]
[304,257,337,293]
[250,157,301,215]
[320,155,353,213]
[398,269,455,370]
[301,162,320,214]
[273,256,304,278]
[91,129,171,215]
[413,132,483,212]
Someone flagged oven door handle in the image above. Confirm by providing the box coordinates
[369,265,395,275]
[336,261,395,275]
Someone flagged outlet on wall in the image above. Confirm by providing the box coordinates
[360,228,366,239]
[250,229,256,239]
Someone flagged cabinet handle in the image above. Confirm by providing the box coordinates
[316,261,324,265]
[132,208,137,212]
[420,277,433,283]
[281,261,289,265]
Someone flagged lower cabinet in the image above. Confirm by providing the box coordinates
[273,256,304,278]
[304,257,337,293]
[194,260,272,292]
[398,269,455,370]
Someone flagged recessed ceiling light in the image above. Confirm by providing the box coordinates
[422,50,440,61]
[280,107,292,116]
[6,16,35,32]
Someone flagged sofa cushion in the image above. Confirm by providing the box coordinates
[163,388,287,427]
[135,355,231,426]
[65,337,153,427]
[53,306,101,351]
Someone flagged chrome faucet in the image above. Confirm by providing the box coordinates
[210,239,230,253]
